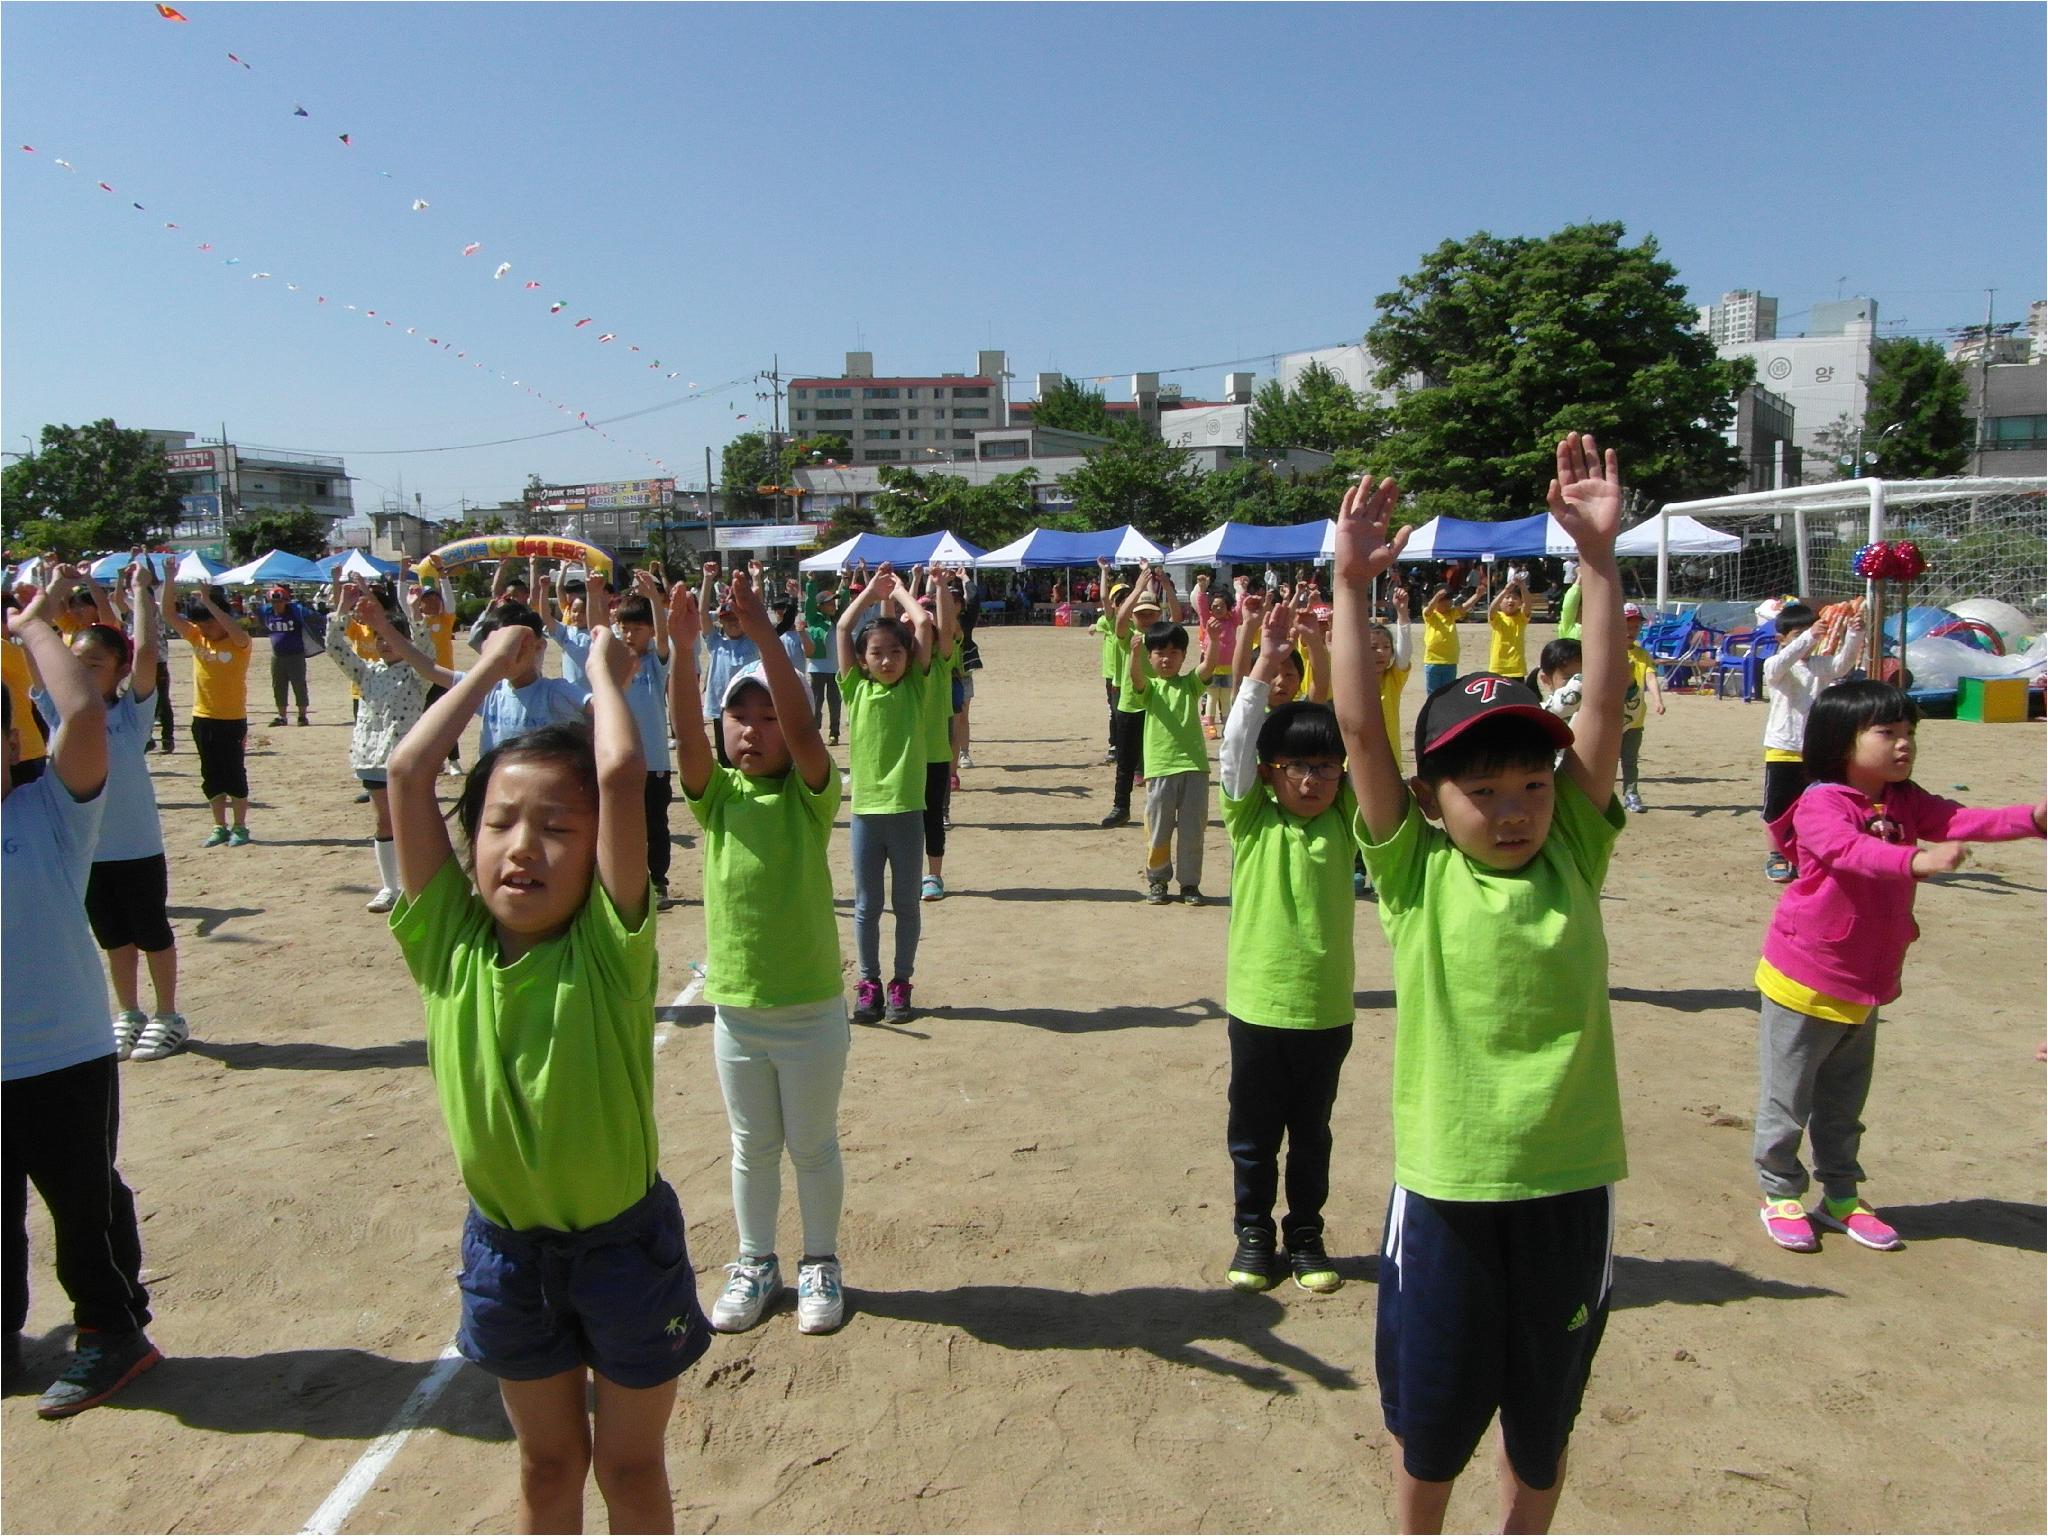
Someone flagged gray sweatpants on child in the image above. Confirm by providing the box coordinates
[1144,770,1208,892]
[1752,996,1878,1202]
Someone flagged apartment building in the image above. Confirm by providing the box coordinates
[788,351,1009,466]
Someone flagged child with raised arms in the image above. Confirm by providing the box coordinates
[4,594,164,1418]
[402,571,464,776]
[1752,679,2044,1255]
[911,565,960,901]
[1095,563,1167,827]
[697,559,759,724]
[1124,594,1220,905]
[323,575,450,914]
[27,560,186,1062]
[162,568,253,846]
[464,603,591,755]
[1617,602,1664,813]
[836,563,935,1024]
[384,619,709,1535]
[669,571,851,1338]
[1333,438,1629,1535]
[1217,597,1358,1297]
[1486,573,1529,679]
[1757,599,1863,883]
[1418,567,1484,697]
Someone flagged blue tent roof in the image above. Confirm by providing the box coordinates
[216,549,336,585]
[799,530,985,572]
[1163,520,1334,564]
[1397,511,1572,561]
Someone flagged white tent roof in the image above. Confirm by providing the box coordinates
[1614,514,1742,556]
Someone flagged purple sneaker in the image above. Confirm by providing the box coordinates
[885,979,915,1023]
[1812,1198,1903,1251]
[852,979,883,1024]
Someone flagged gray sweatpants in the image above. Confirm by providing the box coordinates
[714,998,850,1260]
[1144,769,1209,892]
[1752,995,1878,1202]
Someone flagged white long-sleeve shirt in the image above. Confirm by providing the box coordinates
[1761,621,1864,755]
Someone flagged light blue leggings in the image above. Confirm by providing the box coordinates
[851,810,924,982]
[714,998,850,1259]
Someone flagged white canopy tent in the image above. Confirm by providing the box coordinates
[1613,514,1741,557]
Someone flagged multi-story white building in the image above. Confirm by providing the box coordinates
[144,429,355,557]
[788,351,1010,467]
[1696,290,1780,346]
[1707,299,1878,479]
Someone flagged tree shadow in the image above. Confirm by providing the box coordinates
[66,1345,509,1441]
[1610,985,1757,1014]
[971,783,1091,799]
[921,999,1218,1033]
[187,1039,427,1071]
[166,904,261,937]
[253,836,375,849]
[854,1283,1354,1396]
[1609,1256,1841,1310]
[1880,1198,2046,1253]
[988,761,1095,774]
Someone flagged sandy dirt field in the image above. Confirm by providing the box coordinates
[5,620,2044,1535]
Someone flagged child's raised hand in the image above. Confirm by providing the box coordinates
[589,621,636,688]
[1260,596,1296,651]
[1546,432,1623,552]
[727,569,772,641]
[1332,476,1408,588]
[479,621,539,674]
[666,581,700,644]
[340,579,365,610]
[1392,584,1410,614]
[351,594,384,626]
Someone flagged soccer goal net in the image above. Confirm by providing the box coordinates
[1643,476,2046,617]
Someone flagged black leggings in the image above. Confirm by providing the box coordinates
[191,716,249,801]
[923,760,951,857]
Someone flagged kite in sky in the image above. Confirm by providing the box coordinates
[494,262,510,280]
[155,4,188,20]
[294,105,309,118]
[462,242,480,256]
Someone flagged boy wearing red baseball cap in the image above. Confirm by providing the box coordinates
[1331,435,1630,1535]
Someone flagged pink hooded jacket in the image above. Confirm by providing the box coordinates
[1763,780,2042,1007]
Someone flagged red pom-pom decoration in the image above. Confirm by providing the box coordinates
[1853,540,1928,581]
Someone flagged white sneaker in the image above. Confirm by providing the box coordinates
[957,751,974,769]
[112,1011,147,1062]
[710,1256,781,1333]
[130,1012,190,1062]
[795,1258,845,1334]
[366,888,398,914]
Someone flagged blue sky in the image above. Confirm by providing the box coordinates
[3,2,2041,520]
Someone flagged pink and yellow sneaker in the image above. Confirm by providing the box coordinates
[1760,1199,1818,1252]
[1812,1198,1903,1251]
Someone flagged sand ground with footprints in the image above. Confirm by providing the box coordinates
[5,622,2043,1534]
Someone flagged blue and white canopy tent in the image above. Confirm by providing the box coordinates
[85,550,228,584]
[321,549,406,581]
[798,530,985,573]
[1162,519,1336,566]
[1394,511,1576,562]
[215,548,336,586]
[974,524,1166,569]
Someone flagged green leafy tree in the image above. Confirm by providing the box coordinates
[781,433,851,477]
[1246,361,1379,454]
[1055,434,1204,544]
[1365,222,1752,516]
[1029,377,1120,438]
[720,432,776,520]
[228,507,330,562]
[1,419,185,558]
[1864,337,1972,478]
[869,467,1043,550]
[1187,458,1354,529]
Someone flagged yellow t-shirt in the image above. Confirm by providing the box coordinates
[1379,665,1410,761]
[2,638,48,760]
[183,628,251,720]
[346,618,380,700]
[1755,957,1872,1026]
[1621,644,1654,731]
[1422,605,1466,665]
[1488,610,1528,677]
[419,611,456,670]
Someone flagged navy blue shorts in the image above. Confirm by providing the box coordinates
[1376,1183,1614,1488]
[457,1178,712,1389]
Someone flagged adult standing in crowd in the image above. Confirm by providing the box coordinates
[259,585,318,727]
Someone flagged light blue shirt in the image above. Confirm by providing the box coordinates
[3,771,112,1080]
[462,673,591,755]
[31,687,164,862]
[546,621,591,689]
[700,631,758,722]
[624,648,671,768]
[778,631,807,675]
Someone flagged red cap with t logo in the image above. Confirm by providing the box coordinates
[1415,673,1574,764]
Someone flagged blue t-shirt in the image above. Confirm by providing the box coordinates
[465,673,591,755]
[546,622,592,690]
[32,687,164,862]
[700,632,759,722]
[623,648,671,769]
[261,602,316,656]
[2,771,111,1080]
[778,631,807,675]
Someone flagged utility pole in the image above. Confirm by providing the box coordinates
[757,355,787,523]
[1976,289,1995,479]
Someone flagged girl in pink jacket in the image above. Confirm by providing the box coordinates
[1753,680,2044,1254]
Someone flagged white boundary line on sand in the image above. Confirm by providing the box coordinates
[300,969,706,1534]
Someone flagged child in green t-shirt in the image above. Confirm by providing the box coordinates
[1331,437,1630,1535]
[1217,597,1359,1299]
[385,619,709,1536]
[835,564,936,1024]
[910,565,961,901]
[669,570,852,1340]
[1123,608,1219,904]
